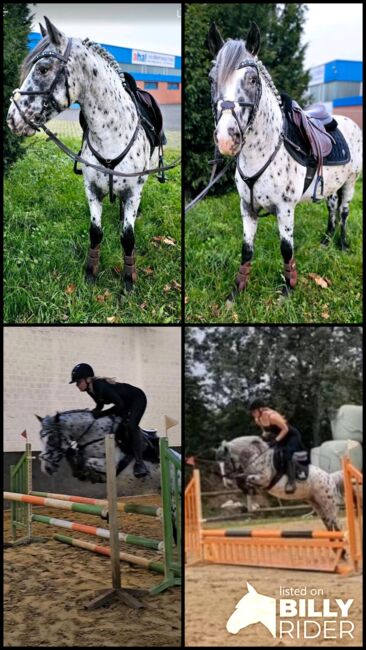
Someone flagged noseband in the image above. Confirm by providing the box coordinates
[11,38,73,130]
[214,60,262,147]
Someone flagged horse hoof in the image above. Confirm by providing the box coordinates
[124,277,134,293]
[282,283,293,297]
[321,234,331,246]
[340,240,350,251]
[85,271,97,284]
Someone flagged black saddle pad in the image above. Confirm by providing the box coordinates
[123,72,167,149]
[284,114,350,168]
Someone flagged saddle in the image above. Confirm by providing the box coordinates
[281,93,350,201]
[122,72,167,150]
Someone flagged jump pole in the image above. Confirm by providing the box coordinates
[84,433,148,610]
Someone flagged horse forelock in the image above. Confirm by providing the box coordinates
[216,39,251,89]
[20,37,50,84]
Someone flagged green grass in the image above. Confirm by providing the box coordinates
[185,176,362,323]
[4,136,181,323]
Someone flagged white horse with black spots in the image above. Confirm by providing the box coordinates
[7,16,160,291]
[208,22,362,296]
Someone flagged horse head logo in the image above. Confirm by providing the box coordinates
[226,582,276,637]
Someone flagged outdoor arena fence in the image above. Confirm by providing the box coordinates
[185,456,362,575]
[5,436,181,599]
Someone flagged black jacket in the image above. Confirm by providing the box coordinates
[87,379,145,419]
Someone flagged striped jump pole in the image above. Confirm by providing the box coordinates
[54,534,166,575]
[4,492,107,518]
[30,492,162,518]
[200,529,345,539]
[31,515,164,551]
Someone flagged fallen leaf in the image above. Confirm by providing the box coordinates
[184,296,189,304]
[163,284,172,293]
[308,273,330,288]
[232,312,239,322]
[142,267,154,275]
[113,266,122,274]
[171,280,181,291]
[211,304,220,317]
[106,316,118,323]
[321,310,330,319]
[65,284,76,294]
[96,294,106,302]
[140,302,147,310]
[152,235,176,246]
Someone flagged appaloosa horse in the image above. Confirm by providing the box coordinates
[216,436,345,532]
[7,17,165,291]
[36,409,160,484]
[208,22,362,296]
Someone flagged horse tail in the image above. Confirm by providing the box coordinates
[330,469,344,501]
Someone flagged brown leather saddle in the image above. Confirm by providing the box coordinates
[282,93,350,202]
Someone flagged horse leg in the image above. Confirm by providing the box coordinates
[229,200,258,298]
[321,192,340,245]
[337,178,357,250]
[84,186,104,283]
[277,206,297,293]
[119,189,143,292]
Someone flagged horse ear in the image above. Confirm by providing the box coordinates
[43,16,64,46]
[39,23,47,38]
[207,22,224,57]
[55,411,60,422]
[245,21,261,57]
[35,414,43,423]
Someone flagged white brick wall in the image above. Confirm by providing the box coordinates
[4,326,181,451]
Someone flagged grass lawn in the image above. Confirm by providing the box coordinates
[185,175,362,324]
[4,135,181,324]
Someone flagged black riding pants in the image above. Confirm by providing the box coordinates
[276,426,306,463]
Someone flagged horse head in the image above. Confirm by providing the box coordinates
[208,22,262,157]
[36,412,71,475]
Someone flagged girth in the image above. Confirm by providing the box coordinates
[83,123,140,203]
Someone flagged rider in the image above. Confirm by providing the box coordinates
[69,363,149,478]
[249,398,306,493]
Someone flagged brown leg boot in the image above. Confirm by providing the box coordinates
[235,261,252,291]
[284,257,298,289]
[124,250,137,292]
[86,246,100,283]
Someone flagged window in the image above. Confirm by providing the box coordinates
[144,81,158,90]
[167,82,179,90]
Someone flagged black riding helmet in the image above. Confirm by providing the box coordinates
[69,363,94,384]
[249,398,267,412]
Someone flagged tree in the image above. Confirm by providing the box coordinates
[185,326,362,451]
[4,3,33,171]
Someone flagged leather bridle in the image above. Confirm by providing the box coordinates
[213,59,262,148]
[11,38,73,129]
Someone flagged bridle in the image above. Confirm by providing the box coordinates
[10,38,180,184]
[213,59,262,148]
[11,38,73,129]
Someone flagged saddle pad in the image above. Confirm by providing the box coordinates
[284,113,350,168]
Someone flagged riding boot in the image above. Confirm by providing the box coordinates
[285,460,296,493]
[129,427,149,478]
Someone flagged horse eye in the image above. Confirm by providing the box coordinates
[39,66,48,75]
